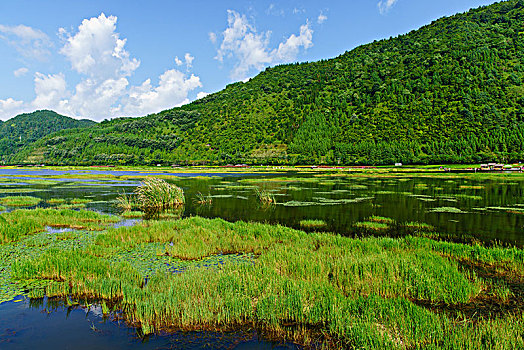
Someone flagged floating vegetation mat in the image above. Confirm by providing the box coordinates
[280,197,373,207]
[428,207,468,214]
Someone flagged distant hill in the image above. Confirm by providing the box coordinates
[12,0,524,165]
[0,110,95,162]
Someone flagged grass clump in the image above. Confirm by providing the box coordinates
[116,178,184,213]
[368,216,395,224]
[255,188,276,205]
[136,178,184,210]
[194,192,212,205]
[354,221,389,231]
[299,219,327,229]
[0,208,119,244]
[0,196,41,207]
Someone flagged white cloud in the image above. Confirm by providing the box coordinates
[123,69,201,115]
[32,72,68,111]
[317,13,328,24]
[184,53,194,69]
[13,67,29,77]
[216,10,313,80]
[274,22,313,62]
[209,32,217,44]
[0,98,25,119]
[0,13,204,121]
[196,91,210,99]
[378,0,398,14]
[0,24,52,60]
[59,13,140,79]
[266,4,284,16]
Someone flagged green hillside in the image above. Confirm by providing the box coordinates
[12,0,524,165]
[0,110,95,162]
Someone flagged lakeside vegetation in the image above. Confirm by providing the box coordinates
[6,216,523,348]
[6,0,524,166]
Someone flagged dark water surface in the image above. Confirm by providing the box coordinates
[0,298,296,350]
[1,170,522,245]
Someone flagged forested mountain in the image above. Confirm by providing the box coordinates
[0,110,95,162]
[11,0,524,165]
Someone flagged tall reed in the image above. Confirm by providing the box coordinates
[135,178,184,211]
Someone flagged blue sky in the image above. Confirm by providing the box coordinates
[0,0,497,121]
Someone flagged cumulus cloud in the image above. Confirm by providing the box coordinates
[274,22,313,62]
[13,67,29,77]
[59,13,140,79]
[0,98,25,119]
[317,13,328,24]
[196,91,210,99]
[0,13,204,120]
[123,70,201,115]
[32,72,68,111]
[378,0,398,14]
[215,10,313,80]
[0,24,52,60]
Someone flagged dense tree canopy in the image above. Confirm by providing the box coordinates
[10,0,524,165]
[0,110,95,162]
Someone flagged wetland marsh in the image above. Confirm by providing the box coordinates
[0,167,523,349]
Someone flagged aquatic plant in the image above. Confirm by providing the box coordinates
[354,221,389,231]
[368,216,395,224]
[0,208,119,244]
[116,191,137,211]
[255,189,276,205]
[403,222,435,232]
[299,219,327,229]
[135,178,185,210]
[194,192,212,205]
[429,207,468,214]
[0,196,41,207]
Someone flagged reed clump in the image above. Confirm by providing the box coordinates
[255,189,276,205]
[136,178,184,210]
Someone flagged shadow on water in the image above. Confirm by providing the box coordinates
[0,298,299,350]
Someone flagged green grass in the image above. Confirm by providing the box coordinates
[10,216,524,348]
[194,192,212,205]
[0,196,42,207]
[299,219,327,229]
[0,208,119,244]
[135,178,185,210]
[354,221,390,231]
[121,211,144,218]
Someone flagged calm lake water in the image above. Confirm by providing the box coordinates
[5,169,520,245]
[0,298,295,349]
